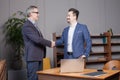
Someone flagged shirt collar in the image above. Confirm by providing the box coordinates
[28,18,36,25]
[70,22,77,28]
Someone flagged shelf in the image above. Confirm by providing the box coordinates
[56,45,64,48]
[57,52,107,55]
[92,43,107,46]
[57,61,60,65]
[57,52,108,56]
[111,35,120,38]
[56,36,61,39]
[58,59,108,65]
[112,58,120,61]
[90,52,107,55]
[57,52,64,55]
[86,59,107,64]
[112,51,120,54]
[91,35,107,38]
[111,42,120,46]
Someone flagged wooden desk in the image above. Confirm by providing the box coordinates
[37,68,120,80]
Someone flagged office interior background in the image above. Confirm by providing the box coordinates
[0,0,120,69]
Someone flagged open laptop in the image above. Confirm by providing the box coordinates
[60,58,85,73]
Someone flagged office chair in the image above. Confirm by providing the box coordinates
[103,60,120,70]
[43,57,51,70]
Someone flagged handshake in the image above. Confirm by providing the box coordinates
[51,41,55,48]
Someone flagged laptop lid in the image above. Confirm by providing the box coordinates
[60,58,85,73]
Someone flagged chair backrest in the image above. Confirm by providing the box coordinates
[43,58,51,70]
[103,60,120,70]
[0,60,6,80]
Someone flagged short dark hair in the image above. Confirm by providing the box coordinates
[26,5,38,17]
[68,8,79,20]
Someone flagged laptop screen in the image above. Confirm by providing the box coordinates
[60,58,85,73]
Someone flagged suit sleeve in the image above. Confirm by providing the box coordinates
[22,25,51,47]
[55,29,65,46]
[83,25,92,57]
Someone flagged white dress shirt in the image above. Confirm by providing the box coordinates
[28,18,36,25]
[67,22,77,52]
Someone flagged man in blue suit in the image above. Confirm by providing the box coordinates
[55,8,92,59]
[22,6,54,80]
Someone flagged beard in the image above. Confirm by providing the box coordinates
[67,21,70,23]
[67,18,70,23]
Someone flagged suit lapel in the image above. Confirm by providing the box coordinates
[73,23,79,42]
[35,25,43,37]
[65,27,69,43]
[27,20,43,37]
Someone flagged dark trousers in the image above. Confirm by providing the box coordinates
[27,61,43,80]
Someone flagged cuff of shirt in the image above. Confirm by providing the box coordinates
[81,55,86,58]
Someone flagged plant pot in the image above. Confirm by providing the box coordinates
[11,59,23,70]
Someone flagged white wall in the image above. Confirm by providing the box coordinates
[0,0,120,68]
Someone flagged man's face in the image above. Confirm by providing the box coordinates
[30,8,39,21]
[66,11,76,24]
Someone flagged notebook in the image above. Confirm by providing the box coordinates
[60,58,85,73]
[83,71,107,76]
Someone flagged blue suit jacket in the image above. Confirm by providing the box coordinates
[22,20,51,61]
[56,23,92,59]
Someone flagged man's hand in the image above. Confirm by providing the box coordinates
[51,41,55,48]
[79,55,86,59]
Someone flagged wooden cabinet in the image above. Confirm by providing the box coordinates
[53,32,120,67]
[87,32,111,64]
[111,35,120,60]
[53,33,63,67]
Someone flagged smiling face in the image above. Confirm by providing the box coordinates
[66,11,77,24]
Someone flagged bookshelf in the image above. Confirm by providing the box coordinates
[111,35,120,60]
[87,32,111,64]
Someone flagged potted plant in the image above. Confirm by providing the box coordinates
[3,11,26,70]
